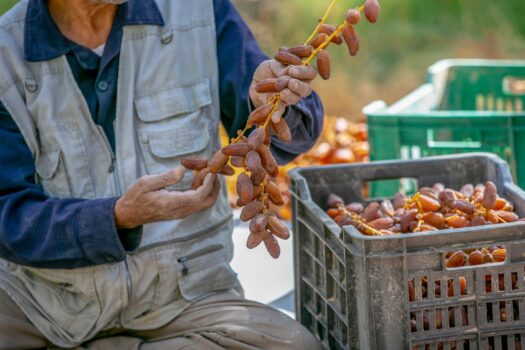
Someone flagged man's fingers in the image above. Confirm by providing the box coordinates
[279,89,301,106]
[203,177,221,207]
[288,65,317,81]
[195,173,216,199]
[287,78,312,98]
[136,166,186,192]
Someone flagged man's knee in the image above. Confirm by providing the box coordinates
[0,288,48,349]
[279,315,322,350]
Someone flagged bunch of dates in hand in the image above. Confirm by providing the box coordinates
[182,0,380,258]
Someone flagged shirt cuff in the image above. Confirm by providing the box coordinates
[77,197,141,264]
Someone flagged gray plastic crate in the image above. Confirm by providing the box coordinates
[289,153,525,350]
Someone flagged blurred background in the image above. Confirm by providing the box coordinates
[2,0,523,120]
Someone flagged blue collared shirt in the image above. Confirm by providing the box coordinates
[0,0,323,268]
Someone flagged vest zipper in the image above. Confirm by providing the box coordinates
[96,126,131,301]
[177,244,223,276]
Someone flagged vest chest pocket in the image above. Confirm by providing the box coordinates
[35,149,72,198]
[135,80,213,191]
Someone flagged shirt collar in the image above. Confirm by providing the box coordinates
[24,0,164,62]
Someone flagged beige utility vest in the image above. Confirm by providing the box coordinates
[0,0,241,347]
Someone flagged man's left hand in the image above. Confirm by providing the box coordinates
[249,59,317,122]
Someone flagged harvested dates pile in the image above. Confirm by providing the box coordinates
[327,181,524,266]
[326,181,524,236]
[183,0,380,258]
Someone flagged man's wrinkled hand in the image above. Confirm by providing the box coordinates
[114,166,220,229]
[249,59,317,122]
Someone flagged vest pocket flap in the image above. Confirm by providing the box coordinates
[36,149,61,180]
[135,79,212,122]
[147,121,209,159]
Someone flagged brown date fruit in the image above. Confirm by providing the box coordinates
[245,151,263,174]
[446,215,469,228]
[446,251,466,268]
[288,45,313,58]
[219,164,235,176]
[327,193,344,208]
[256,144,279,177]
[310,33,329,49]
[230,155,245,168]
[346,202,364,213]
[487,210,500,224]
[326,208,341,218]
[274,51,302,66]
[346,9,361,25]
[191,168,210,190]
[318,24,343,45]
[494,197,509,210]
[237,173,254,206]
[181,157,209,171]
[422,212,444,228]
[433,183,445,192]
[468,250,483,265]
[368,217,394,230]
[495,210,519,223]
[250,168,267,187]
[408,280,415,302]
[268,215,290,240]
[271,118,292,143]
[482,181,498,210]
[400,209,418,232]
[363,202,381,222]
[419,187,439,200]
[364,0,380,23]
[380,199,395,217]
[240,200,264,222]
[275,76,291,91]
[209,149,229,174]
[460,184,474,198]
[246,230,265,249]
[393,193,407,209]
[470,215,487,226]
[252,184,263,200]
[419,195,441,212]
[249,213,268,233]
[341,25,359,56]
[222,143,254,157]
[247,103,273,126]
[449,199,475,215]
[316,49,331,80]
[492,249,506,262]
[254,78,279,94]
[263,232,281,259]
[438,189,456,204]
[266,181,285,206]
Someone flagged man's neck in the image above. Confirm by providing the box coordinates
[47,0,118,49]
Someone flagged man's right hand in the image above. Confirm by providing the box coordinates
[114,167,220,229]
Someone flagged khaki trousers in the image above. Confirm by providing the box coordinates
[0,289,321,350]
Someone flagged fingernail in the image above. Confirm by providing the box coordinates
[290,67,299,76]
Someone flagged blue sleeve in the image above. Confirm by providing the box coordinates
[213,0,324,164]
[0,102,140,269]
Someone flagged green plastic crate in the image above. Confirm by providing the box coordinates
[365,59,525,197]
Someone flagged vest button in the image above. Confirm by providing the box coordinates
[97,80,109,92]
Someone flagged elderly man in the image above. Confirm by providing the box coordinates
[0,0,324,349]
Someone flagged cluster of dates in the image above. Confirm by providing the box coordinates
[326,181,524,237]
[183,0,380,258]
